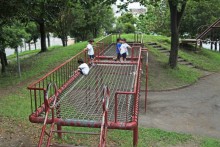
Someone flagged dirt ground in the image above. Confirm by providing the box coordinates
[139,72,220,139]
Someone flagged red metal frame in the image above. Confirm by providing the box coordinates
[27,34,148,147]
[99,86,110,147]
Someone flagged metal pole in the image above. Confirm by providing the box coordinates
[16,47,21,77]
[145,51,148,113]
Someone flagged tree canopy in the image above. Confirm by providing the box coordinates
[180,0,220,38]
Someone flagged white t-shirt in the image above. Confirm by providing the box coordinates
[120,43,131,54]
[87,44,94,55]
[79,63,90,75]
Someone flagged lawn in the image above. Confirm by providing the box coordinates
[1,34,220,146]
[144,34,220,72]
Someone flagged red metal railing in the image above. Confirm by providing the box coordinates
[38,83,58,147]
[28,35,114,113]
[99,86,110,147]
[96,35,113,59]
[114,47,142,123]
[28,33,147,147]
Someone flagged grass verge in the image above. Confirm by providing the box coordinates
[145,35,220,72]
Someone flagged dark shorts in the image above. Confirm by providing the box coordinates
[117,53,121,60]
[78,68,84,75]
[89,55,95,59]
[121,53,127,59]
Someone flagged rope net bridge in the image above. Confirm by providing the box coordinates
[27,34,148,147]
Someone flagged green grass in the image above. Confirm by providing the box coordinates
[201,138,220,147]
[53,127,193,146]
[0,42,87,87]
[179,49,220,71]
[144,34,220,72]
[143,37,201,90]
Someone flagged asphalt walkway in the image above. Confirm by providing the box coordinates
[139,72,220,138]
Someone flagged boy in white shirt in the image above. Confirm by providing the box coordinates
[84,39,95,66]
[76,59,90,75]
[120,38,131,61]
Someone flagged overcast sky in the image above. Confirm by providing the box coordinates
[112,0,145,17]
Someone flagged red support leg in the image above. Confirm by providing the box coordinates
[145,64,148,113]
[133,127,138,147]
[57,125,62,138]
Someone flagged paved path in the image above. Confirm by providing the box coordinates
[139,72,220,138]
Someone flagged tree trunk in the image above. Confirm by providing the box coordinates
[168,2,179,68]
[28,43,31,51]
[47,33,51,47]
[65,35,68,46]
[0,50,6,73]
[61,37,65,47]
[168,1,186,68]
[34,42,37,50]
[16,47,21,77]
[3,50,8,66]
[39,22,47,52]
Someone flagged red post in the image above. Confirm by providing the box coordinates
[131,47,134,62]
[145,64,148,113]
[57,125,62,138]
[98,43,100,61]
[145,50,148,113]
[133,126,138,147]
[114,93,118,123]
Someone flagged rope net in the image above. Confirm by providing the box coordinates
[53,63,137,122]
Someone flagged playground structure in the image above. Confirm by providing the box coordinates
[181,18,220,51]
[27,34,148,147]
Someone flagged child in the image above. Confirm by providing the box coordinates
[115,38,122,61]
[76,59,90,75]
[120,38,131,61]
[84,39,95,66]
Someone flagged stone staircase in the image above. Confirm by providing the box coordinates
[146,42,212,76]
[147,42,196,68]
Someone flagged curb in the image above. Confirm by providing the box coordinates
[141,71,215,92]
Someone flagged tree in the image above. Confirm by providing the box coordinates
[180,0,220,38]
[52,2,85,46]
[70,2,115,41]
[0,0,24,73]
[123,23,136,33]
[118,13,137,25]
[1,22,30,74]
[103,0,187,68]
[137,2,170,35]
[168,0,187,68]
[25,22,39,50]
[22,0,69,52]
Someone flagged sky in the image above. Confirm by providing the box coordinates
[112,0,145,17]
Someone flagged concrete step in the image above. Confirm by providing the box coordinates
[179,61,193,65]
[163,52,170,56]
[160,50,170,53]
[157,47,167,50]
[147,42,157,45]
[178,58,186,62]
[152,45,161,48]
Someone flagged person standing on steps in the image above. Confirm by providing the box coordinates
[84,39,95,66]
[120,38,131,62]
[115,38,122,61]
